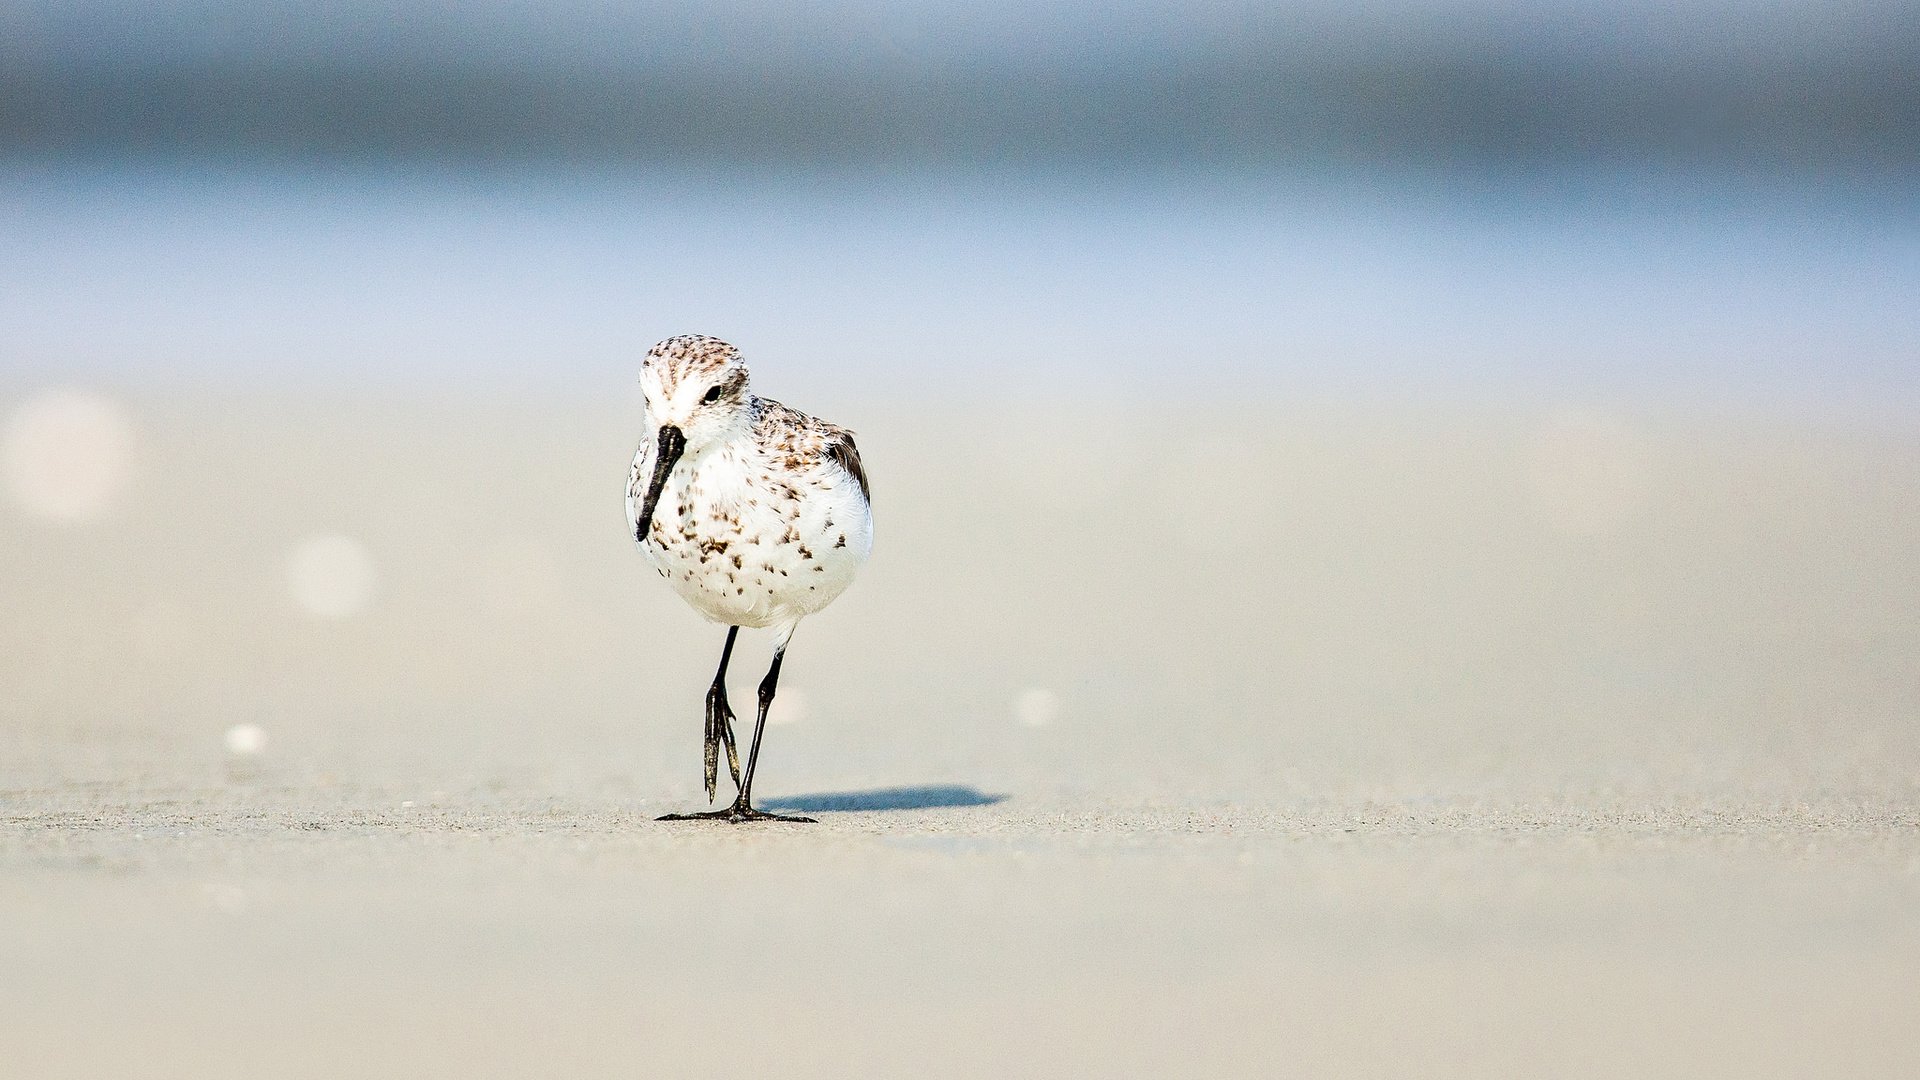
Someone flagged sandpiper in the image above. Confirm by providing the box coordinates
[627,335,872,823]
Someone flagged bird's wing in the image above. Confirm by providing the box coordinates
[753,396,870,504]
[823,429,870,503]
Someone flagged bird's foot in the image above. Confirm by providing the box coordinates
[658,801,816,825]
[702,686,743,802]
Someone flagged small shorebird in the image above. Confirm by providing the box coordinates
[627,335,872,823]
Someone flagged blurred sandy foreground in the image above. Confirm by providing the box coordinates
[2,388,1917,1078]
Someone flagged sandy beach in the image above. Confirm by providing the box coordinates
[3,394,1916,1077]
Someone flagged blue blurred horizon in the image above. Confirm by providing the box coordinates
[3,2,1917,411]
[3,0,1916,175]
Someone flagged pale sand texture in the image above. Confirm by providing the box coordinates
[3,394,1917,1077]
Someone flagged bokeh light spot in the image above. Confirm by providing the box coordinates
[287,534,377,618]
[225,723,267,756]
[2,388,136,523]
[1014,688,1059,727]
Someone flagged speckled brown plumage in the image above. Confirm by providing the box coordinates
[625,334,874,822]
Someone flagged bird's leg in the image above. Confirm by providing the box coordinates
[656,628,741,822]
[710,682,742,800]
[659,643,814,824]
[703,627,743,801]
[730,646,815,822]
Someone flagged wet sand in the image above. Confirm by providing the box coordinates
[4,395,1917,1077]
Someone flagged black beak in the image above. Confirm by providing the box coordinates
[635,425,687,542]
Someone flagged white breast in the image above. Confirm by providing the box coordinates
[630,436,871,630]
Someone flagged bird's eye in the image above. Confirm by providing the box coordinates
[702,385,724,404]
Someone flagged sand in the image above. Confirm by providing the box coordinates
[3,394,1917,1078]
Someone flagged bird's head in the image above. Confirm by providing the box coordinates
[634,334,755,539]
[640,334,755,451]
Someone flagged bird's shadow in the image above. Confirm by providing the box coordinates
[759,784,1007,813]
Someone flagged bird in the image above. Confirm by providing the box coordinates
[626,334,872,823]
